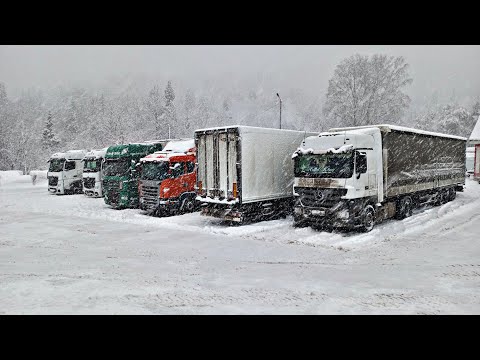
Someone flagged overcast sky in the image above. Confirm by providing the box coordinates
[1,45,479,106]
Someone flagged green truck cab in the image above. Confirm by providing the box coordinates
[103,141,169,209]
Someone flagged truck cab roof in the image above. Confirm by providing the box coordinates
[49,150,88,161]
[139,150,196,164]
[83,148,108,160]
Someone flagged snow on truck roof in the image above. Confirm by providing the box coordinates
[194,125,312,134]
[139,139,196,163]
[83,148,108,160]
[328,124,467,141]
[162,139,195,153]
[469,115,480,143]
[50,150,88,160]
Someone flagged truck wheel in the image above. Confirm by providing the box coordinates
[396,196,413,219]
[293,215,308,228]
[448,188,456,202]
[360,205,375,232]
[181,197,195,214]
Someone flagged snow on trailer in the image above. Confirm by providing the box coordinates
[195,125,317,223]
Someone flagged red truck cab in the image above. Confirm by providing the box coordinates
[138,140,198,216]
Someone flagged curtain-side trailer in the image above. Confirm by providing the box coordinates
[292,124,467,232]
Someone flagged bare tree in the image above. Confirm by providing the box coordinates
[323,54,413,127]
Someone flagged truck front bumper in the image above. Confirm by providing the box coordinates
[200,205,242,222]
[139,197,181,215]
[294,203,362,229]
[48,186,64,195]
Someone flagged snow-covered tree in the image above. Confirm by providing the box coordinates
[145,85,163,138]
[163,81,176,138]
[183,89,196,135]
[323,54,413,127]
[42,112,60,151]
[0,82,8,107]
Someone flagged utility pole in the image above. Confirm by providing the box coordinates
[168,124,171,139]
[276,93,282,129]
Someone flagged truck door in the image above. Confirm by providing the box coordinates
[354,151,368,197]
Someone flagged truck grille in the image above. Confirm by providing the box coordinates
[103,179,119,189]
[48,176,58,186]
[297,188,347,208]
[141,184,159,210]
[83,177,95,189]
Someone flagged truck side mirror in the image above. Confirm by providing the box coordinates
[356,152,367,179]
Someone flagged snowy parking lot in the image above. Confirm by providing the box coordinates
[1,174,480,314]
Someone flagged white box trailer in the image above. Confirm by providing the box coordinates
[195,125,317,222]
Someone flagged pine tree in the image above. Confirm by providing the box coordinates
[42,112,60,151]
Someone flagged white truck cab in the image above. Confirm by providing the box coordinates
[82,148,108,197]
[47,149,88,195]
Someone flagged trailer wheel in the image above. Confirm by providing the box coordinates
[396,196,413,220]
[360,205,375,232]
[440,189,449,205]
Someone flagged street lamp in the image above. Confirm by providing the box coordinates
[276,93,282,129]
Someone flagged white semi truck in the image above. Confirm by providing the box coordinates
[47,150,88,195]
[195,125,317,223]
[82,148,108,197]
[292,124,467,232]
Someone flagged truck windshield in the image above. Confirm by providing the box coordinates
[140,162,169,181]
[104,158,130,176]
[48,159,65,172]
[83,159,102,172]
[295,153,354,178]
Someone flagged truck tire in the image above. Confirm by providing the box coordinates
[293,215,308,228]
[448,188,456,202]
[360,205,375,232]
[396,196,413,220]
[180,196,195,214]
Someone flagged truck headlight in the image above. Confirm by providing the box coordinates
[294,207,303,215]
[336,209,350,219]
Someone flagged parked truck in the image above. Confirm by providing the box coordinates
[103,141,169,209]
[47,150,88,195]
[138,139,197,216]
[292,124,467,232]
[195,125,317,223]
[82,148,108,197]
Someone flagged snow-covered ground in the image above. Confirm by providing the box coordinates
[1,174,480,314]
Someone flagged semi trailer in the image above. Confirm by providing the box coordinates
[82,148,108,197]
[47,150,88,195]
[195,125,317,223]
[103,140,169,209]
[292,124,467,232]
[138,139,197,216]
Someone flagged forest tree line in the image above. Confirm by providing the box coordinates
[0,53,479,173]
